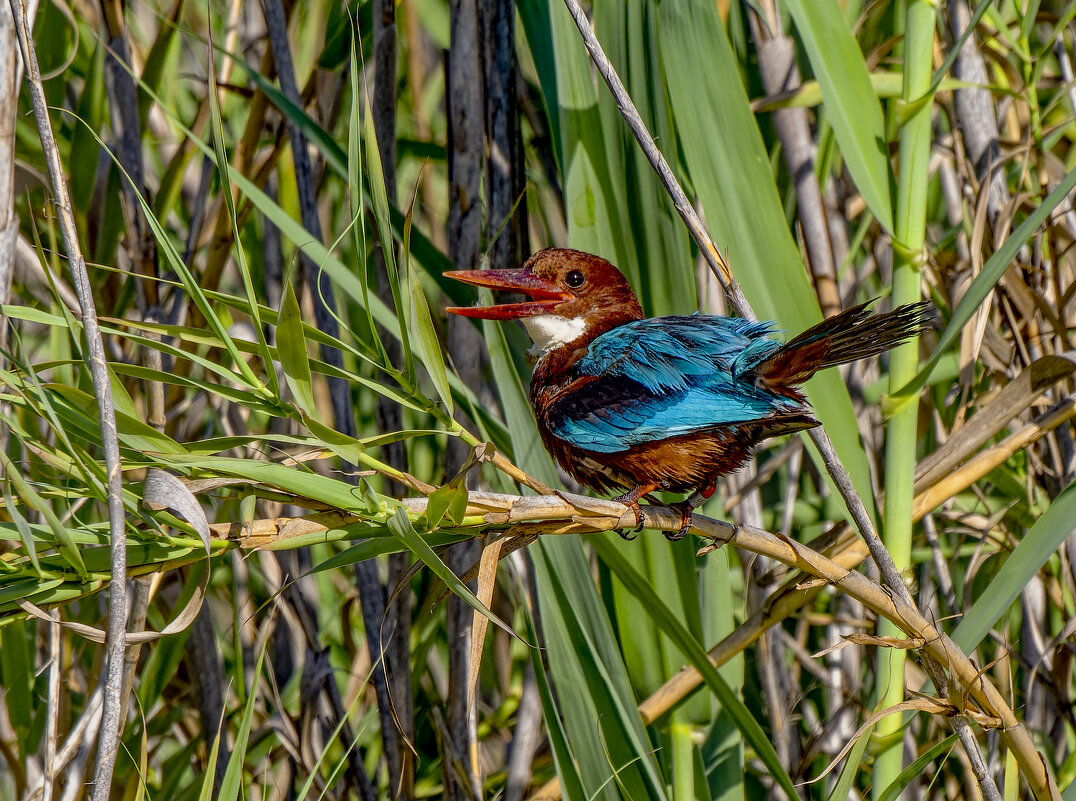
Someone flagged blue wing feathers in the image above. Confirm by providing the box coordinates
[577,316,782,390]
[547,316,808,453]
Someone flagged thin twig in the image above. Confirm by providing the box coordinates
[8,2,128,799]
[42,609,61,801]
[560,0,751,319]
[807,426,913,605]
[0,1,20,362]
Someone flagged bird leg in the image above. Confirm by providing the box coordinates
[664,482,717,542]
[610,482,659,540]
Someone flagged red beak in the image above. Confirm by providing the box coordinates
[445,269,571,319]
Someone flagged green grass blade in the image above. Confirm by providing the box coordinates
[522,604,588,801]
[530,540,668,800]
[218,624,269,801]
[877,733,958,801]
[206,36,277,396]
[387,508,518,640]
[0,450,87,579]
[364,94,413,378]
[276,280,317,417]
[403,201,452,414]
[784,0,894,233]
[824,722,874,801]
[588,534,800,801]
[951,479,1076,654]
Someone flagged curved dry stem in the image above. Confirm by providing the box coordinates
[188,486,1060,800]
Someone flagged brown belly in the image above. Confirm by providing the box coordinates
[542,419,818,496]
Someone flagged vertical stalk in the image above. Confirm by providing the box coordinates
[873,1,936,796]
[445,1,484,797]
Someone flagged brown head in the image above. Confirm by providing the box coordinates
[445,248,644,354]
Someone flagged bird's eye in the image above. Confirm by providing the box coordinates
[565,270,586,288]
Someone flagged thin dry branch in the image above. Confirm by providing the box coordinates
[8,2,128,799]
[559,0,750,318]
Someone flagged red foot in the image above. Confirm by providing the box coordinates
[666,482,716,541]
[611,483,658,539]
[666,501,694,541]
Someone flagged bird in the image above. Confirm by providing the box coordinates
[446,247,932,540]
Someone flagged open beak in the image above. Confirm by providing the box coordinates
[445,269,571,319]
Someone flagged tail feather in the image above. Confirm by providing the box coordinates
[755,300,935,390]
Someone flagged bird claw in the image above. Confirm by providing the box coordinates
[613,499,646,540]
[665,501,695,542]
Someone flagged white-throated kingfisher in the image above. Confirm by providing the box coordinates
[446,248,932,540]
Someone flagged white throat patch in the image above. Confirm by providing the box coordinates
[521,314,587,357]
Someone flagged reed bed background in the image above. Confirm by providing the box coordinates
[1,1,1075,800]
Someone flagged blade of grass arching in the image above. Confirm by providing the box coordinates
[876,2,936,796]
[927,0,994,95]
[0,451,87,579]
[877,733,959,801]
[658,0,876,510]
[403,195,452,414]
[896,165,1076,400]
[43,384,185,456]
[66,114,264,391]
[365,92,414,380]
[386,508,518,639]
[205,40,278,397]
[65,322,271,405]
[276,280,317,416]
[308,531,473,574]
[195,725,223,801]
[530,542,668,801]
[218,624,269,801]
[521,599,588,801]
[293,683,365,801]
[157,454,386,513]
[179,294,381,369]
[950,480,1076,654]
[346,24,388,370]
[1,346,104,488]
[2,487,42,575]
[1064,774,1076,801]
[478,298,559,487]
[589,534,800,801]
[108,362,281,414]
[824,723,874,801]
[783,0,893,233]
